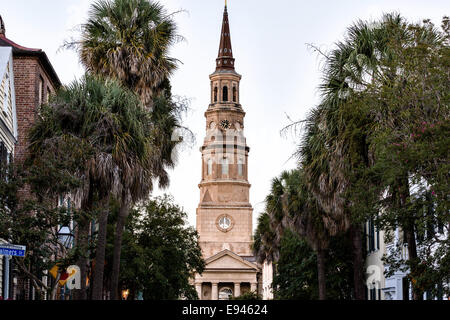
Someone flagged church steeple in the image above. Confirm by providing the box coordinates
[195,3,259,300]
[216,3,235,71]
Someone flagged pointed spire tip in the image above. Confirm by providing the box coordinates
[0,15,5,36]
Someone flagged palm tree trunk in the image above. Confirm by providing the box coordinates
[91,205,110,300]
[317,248,327,300]
[398,177,422,300]
[110,200,130,300]
[350,224,365,300]
[73,216,90,300]
[404,224,421,300]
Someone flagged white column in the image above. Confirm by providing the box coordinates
[251,282,257,293]
[195,282,202,300]
[234,282,241,298]
[211,282,219,300]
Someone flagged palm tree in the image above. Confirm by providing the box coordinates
[27,75,154,300]
[79,0,181,108]
[297,14,410,299]
[283,169,331,300]
[74,0,185,299]
[297,13,446,300]
[254,169,331,300]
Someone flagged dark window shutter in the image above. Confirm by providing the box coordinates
[369,219,375,252]
[376,228,380,250]
[402,277,410,300]
[0,141,7,180]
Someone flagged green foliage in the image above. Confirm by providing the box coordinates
[231,291,261,300]
[352,17,450,298]
[277,13,449,300]
[28,74,153,202]
[78,0,181,106]
[108,195,205,300]
[272,230,318,300]
[0,162,82,299]
[272,229,353,300]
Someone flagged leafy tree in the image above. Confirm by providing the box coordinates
[347,16,450,299]
[272,229,318,300]
[0,160,82,300]
[284,14,449,300]
[106,195,204,300]
[272,229,353,300]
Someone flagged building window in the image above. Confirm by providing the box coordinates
[221,157,228,175]
[38,76,44,105]
[222,86,228,102]
[214,87,218,102]
[46,86,51,103]
[219,288,233,300]
[233,86,237,102]
[3,74,9,114]
[207,159,213,176]
[367,218,379,253]
[238,158,243,176]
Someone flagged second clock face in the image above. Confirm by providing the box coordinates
[220,119,231,129]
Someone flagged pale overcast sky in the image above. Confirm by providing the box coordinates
[1,0,448,228]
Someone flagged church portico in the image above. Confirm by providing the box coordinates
[194,250,259,300]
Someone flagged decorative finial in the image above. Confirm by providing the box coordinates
[0,15,5,36]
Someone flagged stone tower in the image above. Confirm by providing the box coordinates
[194,3,259,301]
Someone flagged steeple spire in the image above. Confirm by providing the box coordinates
[0,15,5,36]
[216,3,235,71]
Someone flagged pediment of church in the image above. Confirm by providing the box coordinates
[205,250,258,271]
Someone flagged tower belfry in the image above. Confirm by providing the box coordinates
[193,3,260,301]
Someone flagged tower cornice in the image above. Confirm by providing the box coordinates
[205,106,245,115]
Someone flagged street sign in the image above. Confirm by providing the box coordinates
[0,244,26,257]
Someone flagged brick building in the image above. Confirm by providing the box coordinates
[0,15,61,163]
[0,14,61,300]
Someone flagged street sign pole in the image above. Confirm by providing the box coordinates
[4,255,10,300]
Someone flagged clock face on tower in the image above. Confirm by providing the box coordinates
[216,214,234,232]
[220,119,231,130]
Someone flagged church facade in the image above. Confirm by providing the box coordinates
[193,4,261,300]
